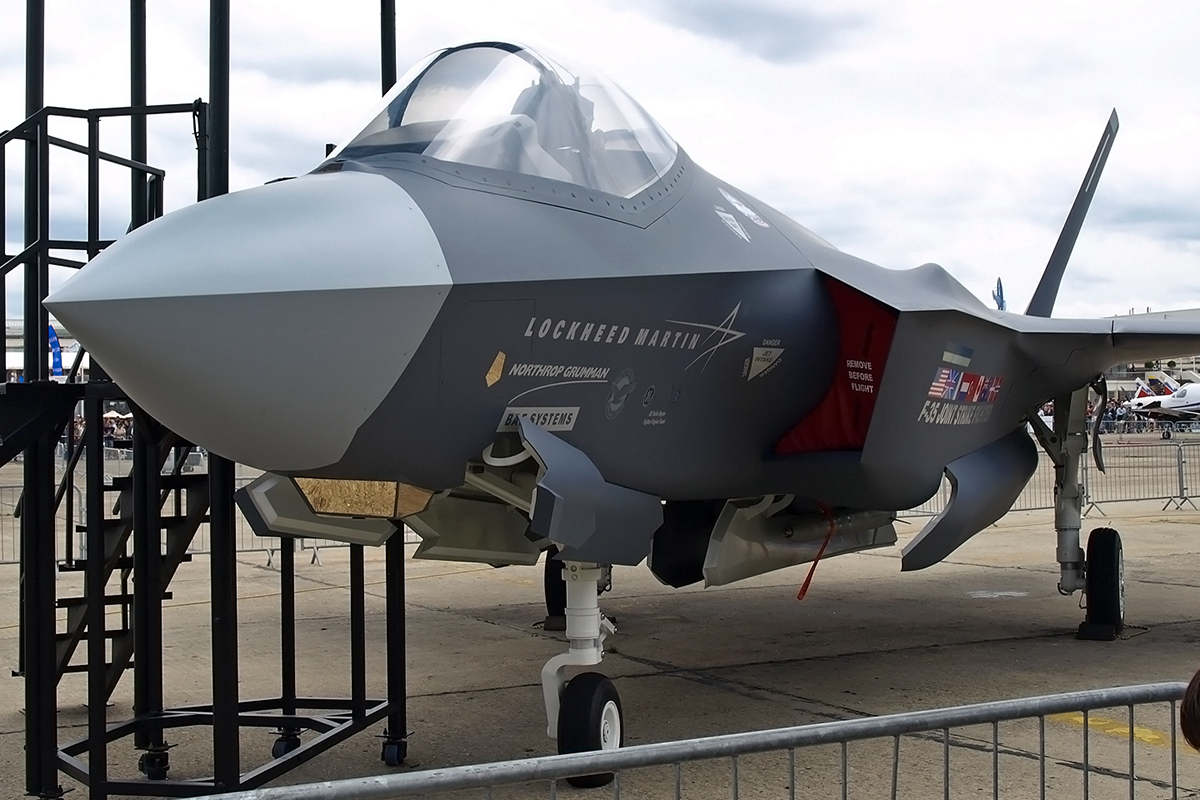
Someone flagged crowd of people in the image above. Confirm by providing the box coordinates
[1037,398,1187,435]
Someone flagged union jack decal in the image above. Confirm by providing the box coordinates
[928,368,962,399]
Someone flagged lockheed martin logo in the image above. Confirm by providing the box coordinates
[522,305,746,371]
[669,303,746,370]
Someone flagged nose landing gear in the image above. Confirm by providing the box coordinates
[540,561,622,788]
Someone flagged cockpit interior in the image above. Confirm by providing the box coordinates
[334,42,679,199]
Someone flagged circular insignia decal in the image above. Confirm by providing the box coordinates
[606,369,637,419]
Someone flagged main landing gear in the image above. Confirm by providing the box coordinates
[541,562,622,788]
[1032,386,1126,641]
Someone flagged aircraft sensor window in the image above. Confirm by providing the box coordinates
[334,42,678,199]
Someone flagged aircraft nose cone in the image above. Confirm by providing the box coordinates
[46,170,450,472]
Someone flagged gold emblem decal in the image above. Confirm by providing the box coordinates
[486,351,506,387]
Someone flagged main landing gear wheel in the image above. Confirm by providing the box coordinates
[558,672,623,788]
[1078,527,1125,640]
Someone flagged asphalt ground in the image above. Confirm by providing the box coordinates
[2,500,1200,798]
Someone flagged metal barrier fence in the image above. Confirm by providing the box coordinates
[1084,444,1188,511]
[207,681,1189,800]
[902,442,1200,518]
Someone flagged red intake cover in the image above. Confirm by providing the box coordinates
[774,277,898,454]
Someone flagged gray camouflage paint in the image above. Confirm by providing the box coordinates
[45,129,1200,538]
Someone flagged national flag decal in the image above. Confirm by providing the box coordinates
[927,367,1002,404]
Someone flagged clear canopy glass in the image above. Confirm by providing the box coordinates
[334,42,678,199]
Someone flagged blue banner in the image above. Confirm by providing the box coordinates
[48,325,63,377]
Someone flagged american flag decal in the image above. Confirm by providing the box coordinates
[927,368,1002,404]
[928,368,961,399]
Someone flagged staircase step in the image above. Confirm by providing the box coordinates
[57,556,134,572]
[107,473,208,491]
[74,513,198,535]
[56,592,171,608]
[55,629,127,642]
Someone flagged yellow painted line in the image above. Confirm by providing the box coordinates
[1048,712,1174,748]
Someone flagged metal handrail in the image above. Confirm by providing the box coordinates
[0,102,198,146]
[205,682,1187,800]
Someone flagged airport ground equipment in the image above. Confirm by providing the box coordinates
[4,2,408,797]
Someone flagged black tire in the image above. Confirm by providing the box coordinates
[1086,527,1124,634]
[558,672,623,788]
[381,740,407,767]
[544,547,566,617]
[271,736,301,759]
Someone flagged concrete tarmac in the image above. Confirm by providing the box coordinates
[2,501,1200,798]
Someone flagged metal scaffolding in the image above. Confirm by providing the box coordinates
[1,3,407,797]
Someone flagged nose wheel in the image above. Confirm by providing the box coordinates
[558,672,623,787]
[540,562,622,787]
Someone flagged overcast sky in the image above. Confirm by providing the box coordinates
[3,0,1199,319]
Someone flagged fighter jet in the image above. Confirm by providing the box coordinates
[45,41,1200,780]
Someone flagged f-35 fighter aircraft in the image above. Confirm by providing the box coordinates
[45,41,1200,782]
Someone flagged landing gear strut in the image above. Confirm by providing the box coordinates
[1031,386,1125,641]
[540,561,621,788]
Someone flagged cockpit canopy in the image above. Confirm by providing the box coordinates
[335,42,679,199]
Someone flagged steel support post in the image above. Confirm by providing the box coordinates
[84,396,108,798]
[23,0,43,334]
[23,431,61,797]
[22,4,56,793]
[130,0,148,230]
[194,102,209,202]
[209,455,240,788]
[132,420,165,762]
[29,118,50,380]
[280,537,296,717]
[350,544,367,719]
[25,118,47,383]
[383,531,408,762]
[381,0,396,94]
[87,115,100,259]
[208,0,229,198]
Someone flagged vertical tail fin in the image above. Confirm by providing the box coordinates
[1024,110,1119,317]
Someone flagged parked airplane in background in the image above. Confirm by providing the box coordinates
[45,41,1200,783]
[1125,377,1200,424]
[1145,369,1182,396]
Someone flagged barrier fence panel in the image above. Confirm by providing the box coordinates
[1012,450,1058,512]
[1085,443,1185,511]
[0,485,20,564]
[1181,444,1200,508]
[900,450,1058,519]
[202,682,1190,800]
